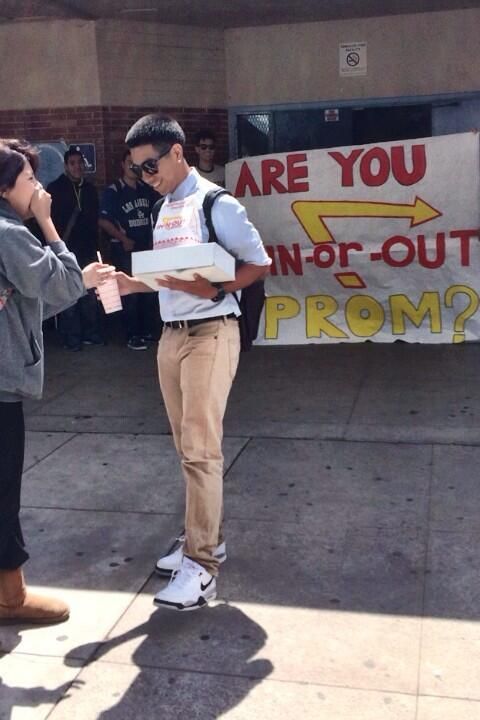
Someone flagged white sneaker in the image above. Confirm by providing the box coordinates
[153,557,217,611]
[155,535,227,576]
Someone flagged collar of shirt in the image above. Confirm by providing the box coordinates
[67,176,84,188]
[168,167,200,203]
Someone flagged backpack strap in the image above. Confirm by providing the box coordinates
[202,188,243,313]
[151,196,166,228]
[113,179,123,193]
[202,189,231,244]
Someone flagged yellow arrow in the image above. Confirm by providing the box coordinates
[291,197,442,244]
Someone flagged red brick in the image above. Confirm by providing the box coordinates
[0,104,228,187]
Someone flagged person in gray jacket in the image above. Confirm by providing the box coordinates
[0,139,112,625]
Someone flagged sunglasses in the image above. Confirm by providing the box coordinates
[199,143,215,150]
[129,146,172,179]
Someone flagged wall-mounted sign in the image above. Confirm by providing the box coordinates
[324,109,340,122]
[70,143,96,173]
[339,42,367,77]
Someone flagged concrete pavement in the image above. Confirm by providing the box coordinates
[1,329,480,719]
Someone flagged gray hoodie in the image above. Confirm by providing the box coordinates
[0,199,85,401]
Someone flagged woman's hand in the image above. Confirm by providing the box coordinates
[82,262,115,289]
[29,184,52,224]
[28,184,62,244]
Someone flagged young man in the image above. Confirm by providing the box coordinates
[47,147,102,350]
[194,129,225,186]
[117,113,270,611]
[99,149,159,350]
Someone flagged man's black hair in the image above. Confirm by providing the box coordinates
[194,128,216,145]
[125,113,185,149]
[64,146,84,164]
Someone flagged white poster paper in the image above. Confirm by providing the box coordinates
[226,133,480,345]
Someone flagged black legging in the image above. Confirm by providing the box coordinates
[0,401,29,569]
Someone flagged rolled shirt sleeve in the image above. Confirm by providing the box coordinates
[211,194,271,267]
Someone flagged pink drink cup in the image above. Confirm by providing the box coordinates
[97,277,122,314]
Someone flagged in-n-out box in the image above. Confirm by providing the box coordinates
[131,243,235,291]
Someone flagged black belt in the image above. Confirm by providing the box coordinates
[164,313,237,329]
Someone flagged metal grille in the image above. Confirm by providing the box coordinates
[237,113,271,158]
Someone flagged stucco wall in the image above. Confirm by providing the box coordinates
[0,19,226,111]
[0,20,101,110]
[95,20,226,108]
[2,10,478,112]
[225,9,480,107]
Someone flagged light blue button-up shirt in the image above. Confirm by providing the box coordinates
[157,169,270,322]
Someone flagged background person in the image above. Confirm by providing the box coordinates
[47,147,103,351]
[0,139,112,625]
[99,149,160,350]
[194,129,225,186]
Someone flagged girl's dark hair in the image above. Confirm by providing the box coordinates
[0,139,39,193]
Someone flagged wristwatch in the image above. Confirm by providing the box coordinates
[211,284,226,303]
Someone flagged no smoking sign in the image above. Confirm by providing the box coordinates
[340,42,367,76]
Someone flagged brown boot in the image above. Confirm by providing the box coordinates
[0,568,69,625]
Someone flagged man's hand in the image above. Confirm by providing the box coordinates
[156,273,216,299]
[82,262,115,289]
[121,237,135,252]
[114,271,151,296]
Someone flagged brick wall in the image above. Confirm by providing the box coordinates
[0,105,228,190]
[102,106,229,187]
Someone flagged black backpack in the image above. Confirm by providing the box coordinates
[151,188,266,352]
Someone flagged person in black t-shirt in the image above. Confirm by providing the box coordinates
[47,147,103,351]
[99,149,160,349]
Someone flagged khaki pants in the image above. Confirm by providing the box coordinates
[157,317,240,575]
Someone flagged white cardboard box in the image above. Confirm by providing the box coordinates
[131,243,235,290]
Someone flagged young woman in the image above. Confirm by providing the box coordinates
[0,139,111,624]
